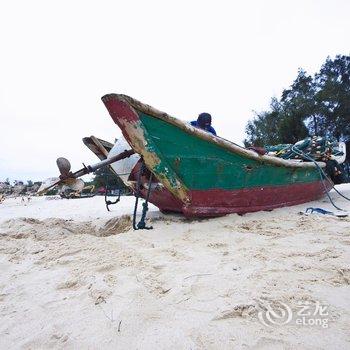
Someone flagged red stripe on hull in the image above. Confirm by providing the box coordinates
[135,178,332,218]
[183,180,333,217]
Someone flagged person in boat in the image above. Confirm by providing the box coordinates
[190,113,216,135]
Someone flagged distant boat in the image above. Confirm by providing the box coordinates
[88,94,333,218]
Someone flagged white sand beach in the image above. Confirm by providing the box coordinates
[0,186,349,349]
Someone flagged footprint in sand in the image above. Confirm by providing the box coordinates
[56,279,79,290]
[103,274,118,287]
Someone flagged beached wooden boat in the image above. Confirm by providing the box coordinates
[100,94,333,217]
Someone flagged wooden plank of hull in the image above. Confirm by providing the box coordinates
[82,136,114,160]
[184,180,332,217]
[134,179,332,217]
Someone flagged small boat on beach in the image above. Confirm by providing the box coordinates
[99,94,334,217]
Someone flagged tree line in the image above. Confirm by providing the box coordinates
[244,55,350,148]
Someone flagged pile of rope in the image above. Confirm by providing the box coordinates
[266,136,347,184]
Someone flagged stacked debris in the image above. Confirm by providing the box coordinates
[0,181,41,198]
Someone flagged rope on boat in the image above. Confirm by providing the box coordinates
[104,184,121,211]
[138,172,154,230]
[290,146,350,211]
[102,172,121,211]
[132,161,153,230]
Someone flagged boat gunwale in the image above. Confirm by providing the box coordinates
[102,93,325,170]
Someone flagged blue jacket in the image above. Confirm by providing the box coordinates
[190,121,217,136]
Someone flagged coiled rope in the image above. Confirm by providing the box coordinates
[291,146,350,211]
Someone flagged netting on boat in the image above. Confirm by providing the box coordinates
[266,136,344,161]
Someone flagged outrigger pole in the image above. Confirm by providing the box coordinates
[38,149,135,194]
[59,149,135,179]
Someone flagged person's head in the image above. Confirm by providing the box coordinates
[197,112,212,129]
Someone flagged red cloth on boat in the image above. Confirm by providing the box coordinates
[247,146,267,156]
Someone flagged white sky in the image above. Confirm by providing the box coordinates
[1,0,349,182]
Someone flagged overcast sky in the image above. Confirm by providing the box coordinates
[1,0,349,182]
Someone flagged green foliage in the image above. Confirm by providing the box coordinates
[245,99,284,146]
[92,166,128,190]
[314,55,350,139]
[245,55,350,147]
[45,188,58,196]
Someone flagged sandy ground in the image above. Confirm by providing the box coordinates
[0,186,350,350]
